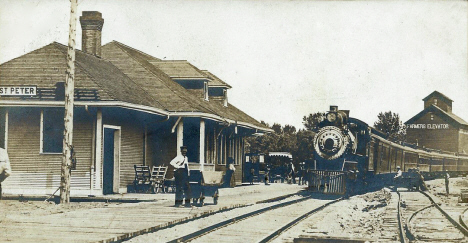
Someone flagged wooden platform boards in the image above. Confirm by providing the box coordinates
[0,184,305,243]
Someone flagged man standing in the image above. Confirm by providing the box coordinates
[445,170,450,196]
[170,146,192,207]
[288,159,296,184]
[0,147,12,200]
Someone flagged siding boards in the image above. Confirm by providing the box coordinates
[119,124,144,188]
[4,107,93,190]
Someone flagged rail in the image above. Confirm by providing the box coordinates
[167,195,342,243]
[396,191,408,243]
[258,198,342,243]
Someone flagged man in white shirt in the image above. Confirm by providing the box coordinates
[0,147,11,200]
[393,166,402,191]
[445,170,450,196]
[170,146,192,207]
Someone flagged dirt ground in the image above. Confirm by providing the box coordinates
[1,177,467,242]
[276,176,468,242]
[281,189,396,241]
[0,199,107,224]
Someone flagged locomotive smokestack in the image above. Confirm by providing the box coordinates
[330,105,338,112]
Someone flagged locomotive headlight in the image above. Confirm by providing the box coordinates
[326,113,337,123]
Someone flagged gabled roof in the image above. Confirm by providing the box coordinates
[405,104,468,128]
[423,91,453,102]
[201,70,232,88]
[149,60,210,80]
[0,42,164,111]
[101,41,267,130]
[0,40,269,131]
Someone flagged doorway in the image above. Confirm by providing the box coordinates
[103,125,121,194]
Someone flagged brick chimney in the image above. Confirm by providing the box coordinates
[80,11,104,57]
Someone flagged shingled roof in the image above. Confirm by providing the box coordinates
[0,40,268,131]
[0,42,164,111]
[101,41,267,129]
[149,60,211,80]
[202,70,232,88]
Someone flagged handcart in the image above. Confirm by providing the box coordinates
[189,170,224,206]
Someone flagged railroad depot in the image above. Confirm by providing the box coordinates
[405,91,468,154]
[0,11,270,196]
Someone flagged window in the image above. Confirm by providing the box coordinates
[434,98,437,105]
[41,108,64,153]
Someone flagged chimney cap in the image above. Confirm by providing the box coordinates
[80,11,104,31]
[81,11,103,20]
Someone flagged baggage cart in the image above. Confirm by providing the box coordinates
[189,170,224,206]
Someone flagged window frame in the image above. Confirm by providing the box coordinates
[40,108,64,154]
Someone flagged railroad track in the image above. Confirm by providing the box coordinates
[397,190,468,242]
[167,194,341,243]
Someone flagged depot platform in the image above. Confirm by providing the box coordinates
[0,183,305,243]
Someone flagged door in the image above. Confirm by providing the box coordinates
[103,126,121,194]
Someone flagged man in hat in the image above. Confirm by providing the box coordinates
[444,170,450,196]
[393,166,402,191]
[0,147,11,200]
[170,146,192,207]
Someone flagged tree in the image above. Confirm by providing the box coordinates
[374,111,406,142]
[303,112,326,131]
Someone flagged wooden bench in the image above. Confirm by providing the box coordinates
[150,166,168,193]
[133,165,151,193]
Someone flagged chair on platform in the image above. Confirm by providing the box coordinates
[150,166,168,193]
[133,165,151,193]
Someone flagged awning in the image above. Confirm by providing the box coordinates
[268,152,292,158]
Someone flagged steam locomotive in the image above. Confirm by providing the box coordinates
[308,106,468,194]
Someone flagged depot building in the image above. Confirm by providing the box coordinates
[0,11,271,195]
[405,91,468,154]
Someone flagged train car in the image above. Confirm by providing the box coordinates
[308,106,468,195]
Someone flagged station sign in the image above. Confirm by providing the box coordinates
[406,124,449,129]
[0,86,37,96]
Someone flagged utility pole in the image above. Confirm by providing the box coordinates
[60,0,78,204]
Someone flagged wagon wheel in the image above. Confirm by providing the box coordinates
[133,181,139,193]
[150,183,157,194]
[213,191,219,205]
[199,197,205,207]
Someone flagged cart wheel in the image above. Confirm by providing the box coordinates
[213,196,218,205]
[200,198,205,207]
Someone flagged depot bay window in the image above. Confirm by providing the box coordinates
[40,108,64,153]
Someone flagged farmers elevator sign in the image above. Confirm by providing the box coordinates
[0,86,37,96]
[406,124,449,129]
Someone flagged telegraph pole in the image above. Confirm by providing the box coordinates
[60,0,78,204]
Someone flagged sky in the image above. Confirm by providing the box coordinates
[0,0,467,129]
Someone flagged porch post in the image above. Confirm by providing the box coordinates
[94,109,103,194]
[200,119,205,171]
[177,118,184,156]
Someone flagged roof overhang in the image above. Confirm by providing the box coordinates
[0,100,272,133]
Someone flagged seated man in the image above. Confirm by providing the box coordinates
[393,166,402,191]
